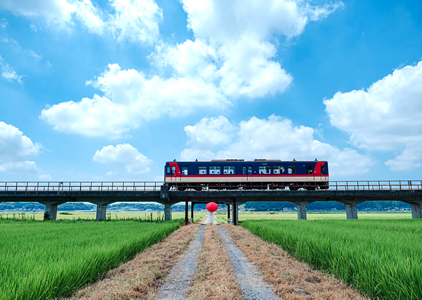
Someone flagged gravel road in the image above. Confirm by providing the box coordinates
[155,225,205,300]
[217,225,279,300]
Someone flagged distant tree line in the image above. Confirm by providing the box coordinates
[0,201,410,212]
[0,202,95,211]
[243,201,410,211]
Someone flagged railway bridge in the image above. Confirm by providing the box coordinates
[1,180,422,225]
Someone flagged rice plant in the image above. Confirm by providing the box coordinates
[0,221,180,299]
[242,219,422,299]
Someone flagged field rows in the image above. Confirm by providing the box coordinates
[0,221,180,300]
[242,219,422,299]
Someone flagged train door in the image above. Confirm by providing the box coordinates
[168,163,182,182]
[242,166,253,180]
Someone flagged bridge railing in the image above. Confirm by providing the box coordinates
[329,180,422,191]
[167,180,422,192]
[0,180,421,194]
[0,181,164,194]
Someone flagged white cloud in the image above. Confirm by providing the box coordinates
[181,115,373,177]
[110,0,162,44]
[40,63,228,138]
[0,0,162,44]
[38,173,52,180]
[324,61,422,170]
[0,122,41,174]
[0,18,8,28]
[182,0,342,41]
[1,64,23,84]
[0,55,23,84]
[40,0,341,137]
[185,116,235,150]
[152,0,341,98]
[93,143,152,174]
[0,0,74,24]
[1,38,43,60]
[74,0,106,35]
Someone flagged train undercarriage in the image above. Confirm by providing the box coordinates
[167,181,329,191]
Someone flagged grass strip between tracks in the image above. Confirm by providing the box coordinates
[0,221,180,300]
[188,224,242,300]
[241,219,422,300]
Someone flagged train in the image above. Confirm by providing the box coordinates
[164,159,329,191]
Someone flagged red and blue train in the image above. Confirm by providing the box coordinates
[164,159,329,191]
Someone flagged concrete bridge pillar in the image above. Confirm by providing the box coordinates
[340,201,361,219]
[345,203,358,219]
[164,203,172,221]
[40,201,65,220]
[411,202,422,218]
[296,202,308,220]
[90,201,114,220]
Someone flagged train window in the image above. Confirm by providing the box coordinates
[306,166,313,174]
[171,166,176,174]
[210,166,221,174]
[321,165,325,174]
[242,166,247,175]
[259,166,271,174]
[280,166,285,174]
[248,166,252,174]
[224,166,235,174]
[181,167,188,175]
[287,166,296,174]
[198,167,207,175]
[273,166,281,174]
[167,167,170,173]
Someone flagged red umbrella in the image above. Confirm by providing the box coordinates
[206,202,218,213]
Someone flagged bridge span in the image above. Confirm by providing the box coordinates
[1,180,422,225]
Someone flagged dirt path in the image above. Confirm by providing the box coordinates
[218,225,279,299]
[188,224,242,300]
[70,222,368,300]
[223,224,369,300]
[155,224,206,299]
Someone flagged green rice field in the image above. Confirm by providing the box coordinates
[0,211,207,222]
[238,211,412,220]
[242,219,422,299]
[0,220,180,300]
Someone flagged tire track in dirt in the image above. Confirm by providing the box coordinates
[155,224,206,299]
[217,225,279,299]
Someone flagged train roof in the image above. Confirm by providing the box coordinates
[167,159,327,163]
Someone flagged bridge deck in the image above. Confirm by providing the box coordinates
[1,180,421,222]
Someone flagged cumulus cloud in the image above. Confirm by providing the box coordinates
[324,61,422,170]
[93,143,152,174]
[181,115,373,177]
[40,63,228,138]
[184,116,235,150]
[40,0,341,137]
[0,122,41,174]
[152,0,342,98]
[0,0,162,44]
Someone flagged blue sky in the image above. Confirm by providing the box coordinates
[0,0,421,182]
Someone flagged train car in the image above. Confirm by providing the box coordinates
[164,159,329,191]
